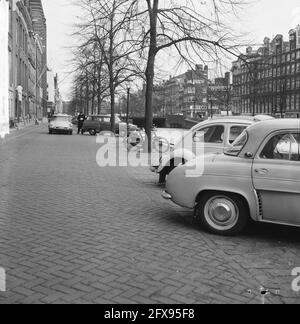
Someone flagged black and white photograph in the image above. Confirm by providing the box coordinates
[0,0,300,307]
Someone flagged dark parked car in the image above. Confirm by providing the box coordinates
[81,115,137,136]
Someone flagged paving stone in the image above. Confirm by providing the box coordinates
[0,126,300,304]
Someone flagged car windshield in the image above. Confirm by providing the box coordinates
[51,116,70,122]
[224,130,248,156]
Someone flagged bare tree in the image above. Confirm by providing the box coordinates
[71,0,247,149]
[124,0,247,152]
[71,42,110,115]
[73,0,143,132]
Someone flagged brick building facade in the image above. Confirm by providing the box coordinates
[154,65,209,118]
[8,0,47,125]
[232,26,300,118]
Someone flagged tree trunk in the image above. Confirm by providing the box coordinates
[97,64,102,115]
[92,72,96,115]
[85,73,89,116]
[110,77,115,133]
[109,1,116,133]
[145,54,156,153]
[145,0,159,153]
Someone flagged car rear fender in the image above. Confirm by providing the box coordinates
[157,149,195,173]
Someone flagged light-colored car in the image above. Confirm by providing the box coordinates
[49,114,73,135]
[162,119,300,236]
[151,115,274,183]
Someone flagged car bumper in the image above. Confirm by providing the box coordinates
[49,127,72,132]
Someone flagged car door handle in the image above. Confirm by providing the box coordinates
[254,168,269,175]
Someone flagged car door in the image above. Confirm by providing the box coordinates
[100,117,109,131]
[193,124,226,156]
[252,129,300,225]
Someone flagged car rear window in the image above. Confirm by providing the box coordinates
[260,132,300,161]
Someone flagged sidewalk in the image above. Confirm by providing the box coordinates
[0,119,46,145]
[10,117,47,132]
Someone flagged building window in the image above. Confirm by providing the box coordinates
[291,94,295,110]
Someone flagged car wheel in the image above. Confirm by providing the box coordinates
[49,130,52,135]
[89,129,97,136]
[195,192,249,236]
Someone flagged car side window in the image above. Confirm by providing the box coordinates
[229,126,248,144]
[193,125,225,144]
[260,133,300,161]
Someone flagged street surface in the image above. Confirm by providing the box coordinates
[0,125,300,304]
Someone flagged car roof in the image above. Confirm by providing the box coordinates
[240,118,300,155]
[191,115,275,130]
[53,114,70,117]
[191,118,253,130]
[247,118,300,135]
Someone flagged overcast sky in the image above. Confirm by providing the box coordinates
[42,0,300,100]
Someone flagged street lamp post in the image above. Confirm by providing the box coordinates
[34,35,39,124]
[126,87,130,127]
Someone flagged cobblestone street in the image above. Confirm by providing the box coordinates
[0,125,300,304]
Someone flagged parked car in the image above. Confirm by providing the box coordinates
[81,115,138,136]
[152,115,274,183]
[71,116,78,126]
[162,119,300,236]
[49,114,73,135]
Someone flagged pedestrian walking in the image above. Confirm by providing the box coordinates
[77,112,86,134]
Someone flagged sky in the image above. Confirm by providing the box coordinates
[42,0,300,100]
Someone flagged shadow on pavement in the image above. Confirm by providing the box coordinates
[242,221,300,244]
[161,206,300,245]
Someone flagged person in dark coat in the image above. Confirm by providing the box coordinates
[77,112,86,134]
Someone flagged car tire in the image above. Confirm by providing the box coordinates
[49,130,52,135]
[89,129,97,136]
[195,192,249,236]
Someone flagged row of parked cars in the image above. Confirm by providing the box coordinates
[48,114,138,135]
[153,116,300,236]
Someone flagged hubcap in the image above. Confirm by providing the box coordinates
[204,196,239,231]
